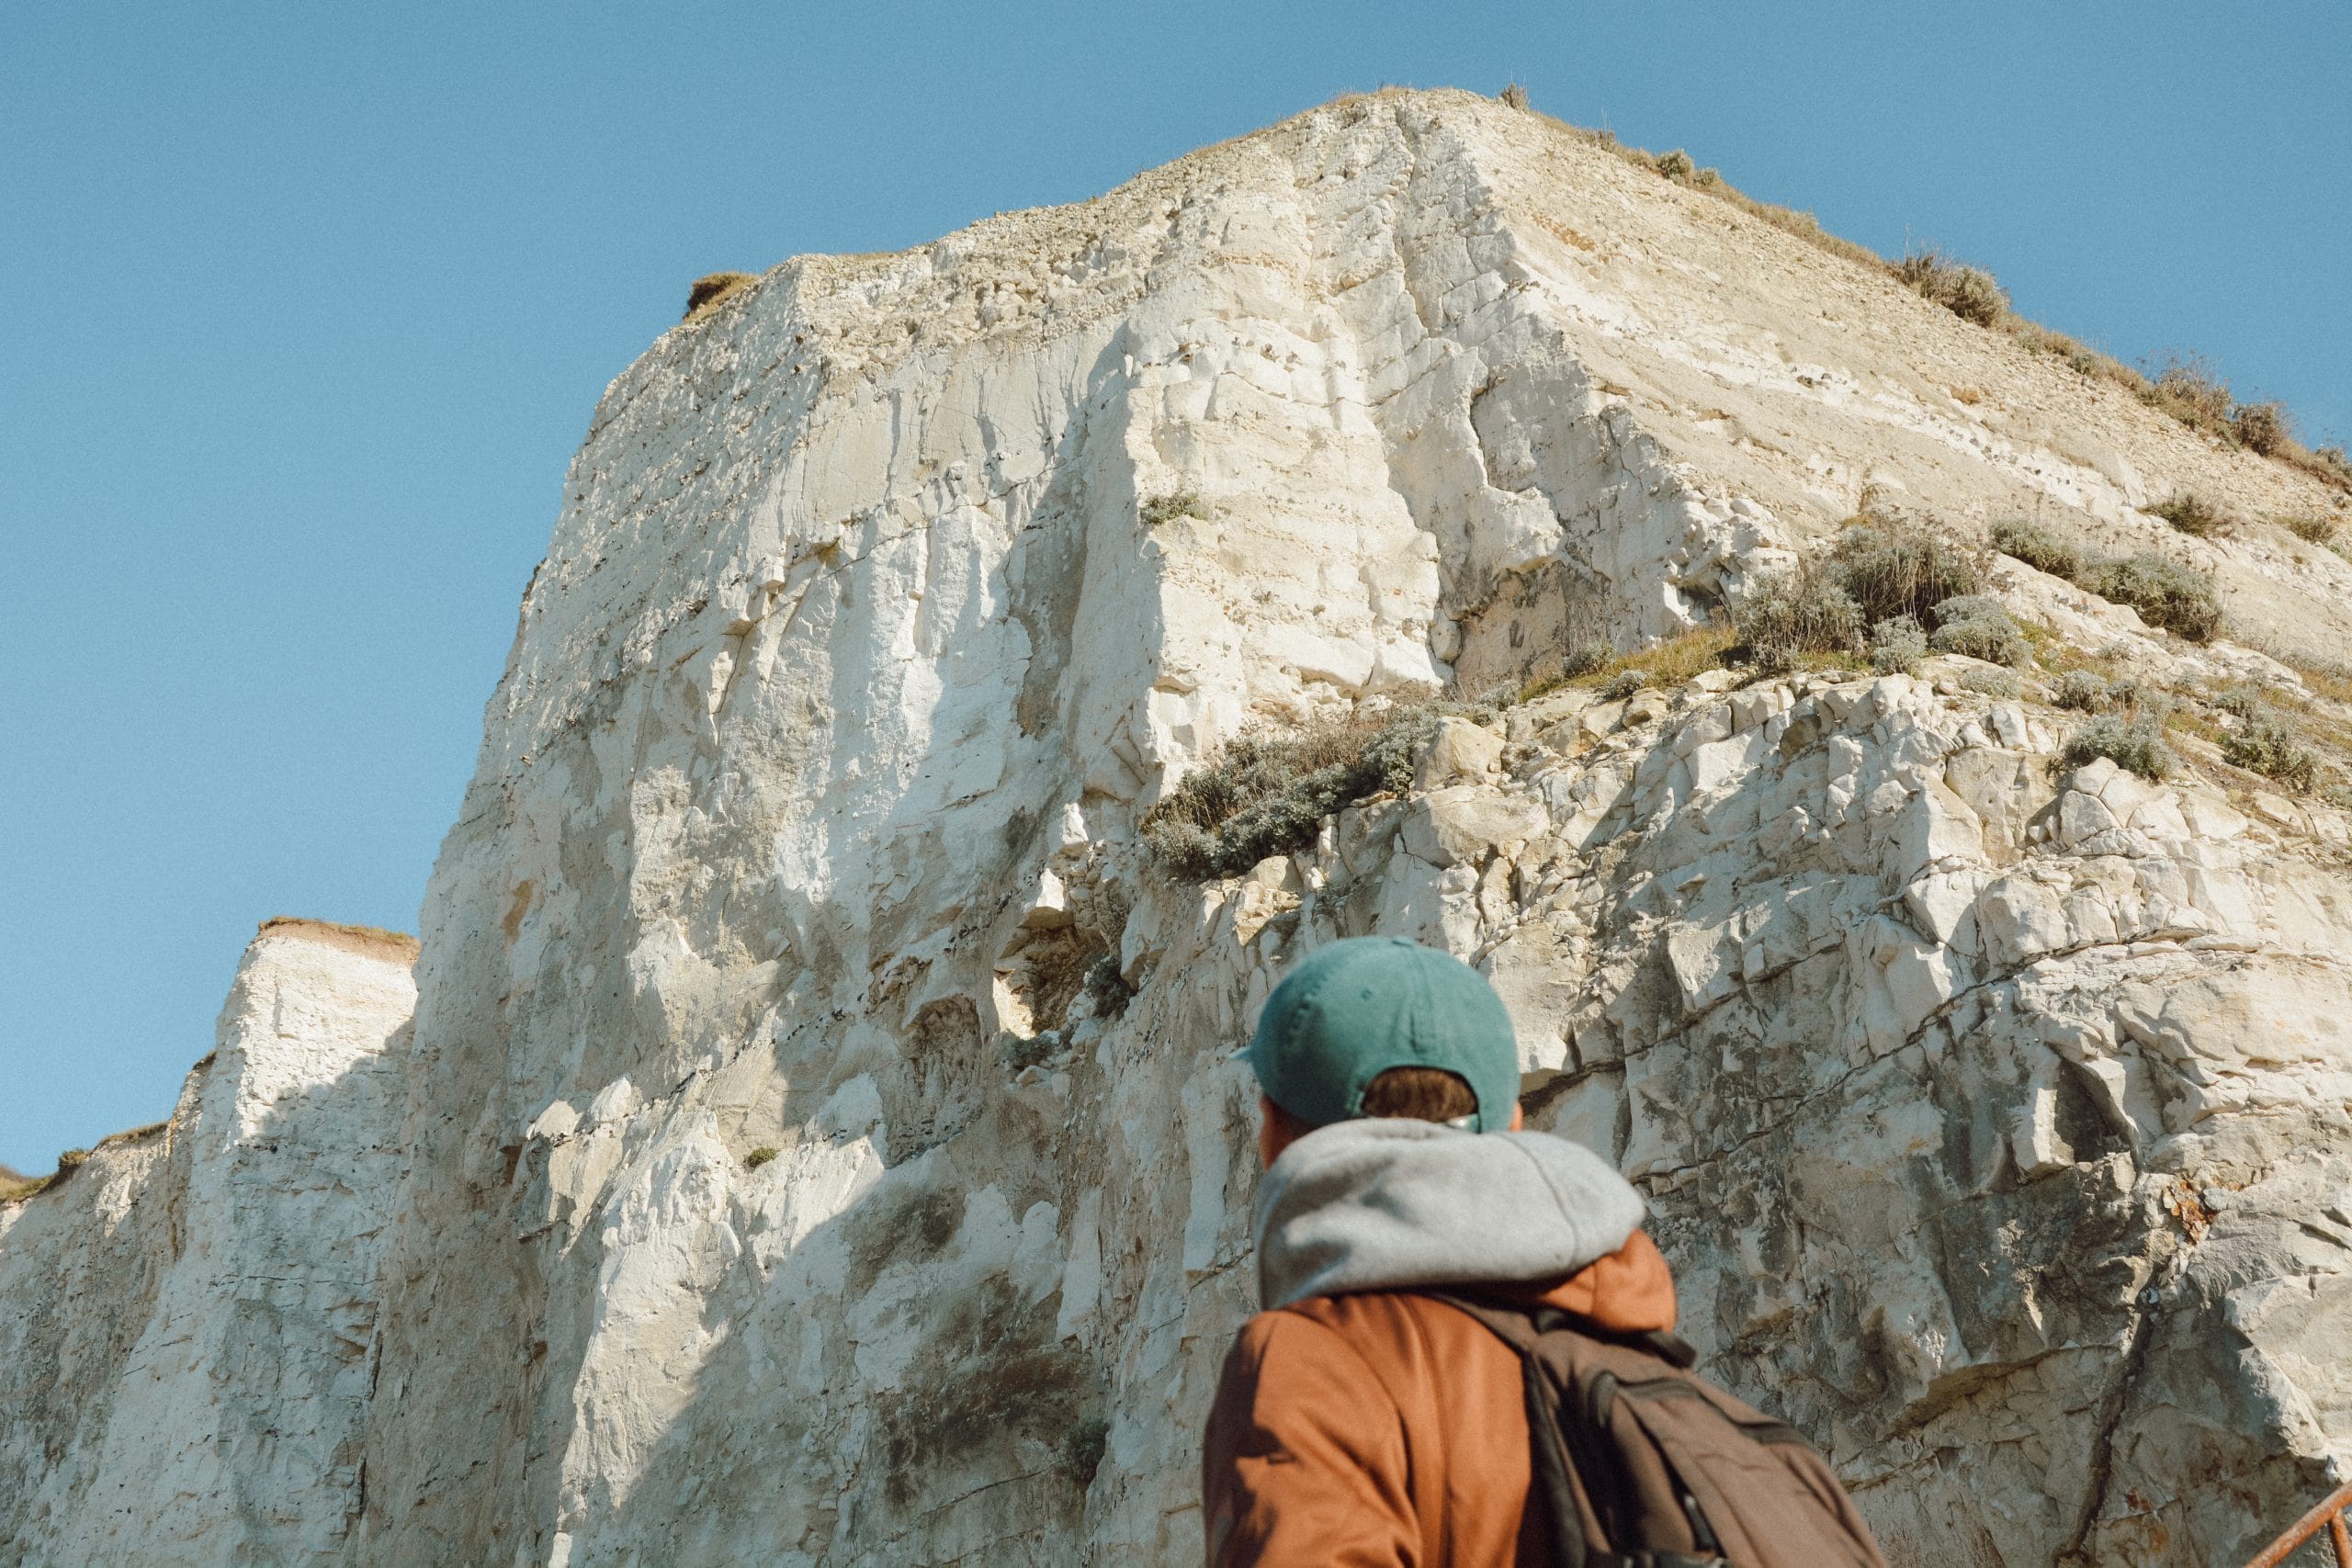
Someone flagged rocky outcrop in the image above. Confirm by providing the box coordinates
[6,88,2350,1566]
[0,920,417,1566]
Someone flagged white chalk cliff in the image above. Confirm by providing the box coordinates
[6,89,2351,1566]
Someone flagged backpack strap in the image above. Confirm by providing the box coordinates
[1521,1301,1701,1370]
[1426,1292,1595,1565]
[1426,1292,1725,1568]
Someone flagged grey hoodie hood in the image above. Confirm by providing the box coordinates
[1253,1118,1645,1311]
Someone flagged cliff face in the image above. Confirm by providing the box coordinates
[6,89,2351,1567]
[0,922,416,1565]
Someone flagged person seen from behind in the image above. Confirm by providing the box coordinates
[1201,936,1887,1568]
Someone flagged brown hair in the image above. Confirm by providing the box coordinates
[1358,1066,1480,1122]
[1262,1066,1488,1149]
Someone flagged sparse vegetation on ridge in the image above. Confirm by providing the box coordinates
[3,1147,89,1204]
[2134,358,2350,489]
[1,1116,180,1203]
[1544,120,1881,271]
[1988,518,2224,642]
[684,271,756,320]
[255,916,421,960]
[1896,250,2008,327]
[2231,400,2289,457]
[1510,95,2347,492]
[2143,356,2234,435]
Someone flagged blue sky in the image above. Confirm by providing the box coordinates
[3,0,2346,1172]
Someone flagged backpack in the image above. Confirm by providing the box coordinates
[1426,1293,1890,1568]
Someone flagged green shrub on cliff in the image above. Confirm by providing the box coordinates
[2063,715,2177,781]
[1144,705,1473,881]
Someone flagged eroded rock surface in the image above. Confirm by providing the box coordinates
[0,922,417,1566]
[5,88,2349,1566]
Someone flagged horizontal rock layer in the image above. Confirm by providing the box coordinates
[6,88,2349,1566]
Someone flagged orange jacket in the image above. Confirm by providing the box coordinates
[1201,1232,1679,1568]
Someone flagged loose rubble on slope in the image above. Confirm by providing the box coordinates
[5,87,2349,1568]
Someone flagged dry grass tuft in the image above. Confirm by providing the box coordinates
[2232,400,2289,457]
[1896,250,2009,327]
[1523,623,1738,699]
[2271,649,2352,708]
[2150,492,2231,538]
[2143,357,2235,438]
[2283,513,2341,547]
[684,271,756,320]
[1652,149,1697,182]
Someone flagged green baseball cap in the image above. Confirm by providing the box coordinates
[1248,937,1519,1133]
